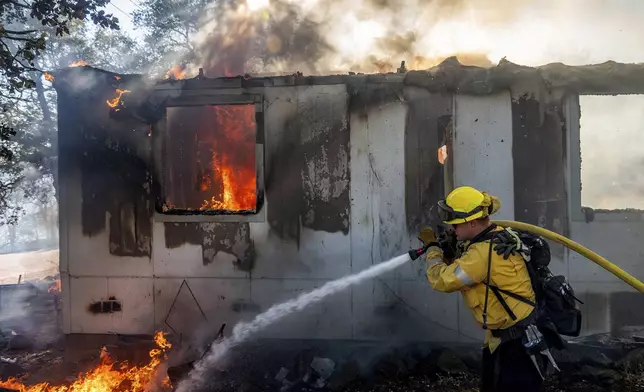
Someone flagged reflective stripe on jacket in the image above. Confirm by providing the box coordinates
[425,226,535,352]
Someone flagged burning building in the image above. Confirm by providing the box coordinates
[52,58,644,344]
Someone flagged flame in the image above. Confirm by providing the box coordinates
[0,331,172,391]
[69,60,88,67]
[199,105,257,211]
[106,88,131,109]
[165,65,187,80]
[43,72,55,82]
[48,279,61,293]
[438,145,448,164]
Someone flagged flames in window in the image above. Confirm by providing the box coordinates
[438,145,448,164]
[163,105,257,213]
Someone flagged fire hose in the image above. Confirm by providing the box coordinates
[492,220,644,294]
[407,220,644,294]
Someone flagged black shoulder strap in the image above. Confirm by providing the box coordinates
[467,224,498,249]
[481,239,536,328]
[492,286,536,308]
[482,242,493,329]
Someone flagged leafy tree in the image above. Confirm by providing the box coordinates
[0,0,121,225]
[1,0,119,98]
[132,0,210,75]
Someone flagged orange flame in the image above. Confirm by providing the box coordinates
[48,279,61,293]
[165,65,187,80]
[199,105,257,211]
[106,88,131,109]
[438,145,448,165]
[43,72,55,82]
[0,331,173,391]
[69,60,88,67]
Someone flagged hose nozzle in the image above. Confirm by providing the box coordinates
[408,242,438,261]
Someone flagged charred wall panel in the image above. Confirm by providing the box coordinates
[266,86,350,246]
[512,96,568,256]
[56,71,152,258]
[164,222,254,269]
[403,90,452,234]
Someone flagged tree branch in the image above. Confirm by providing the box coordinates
[1,29,39,35]
[8,0,30,9]
[3,36,36,42]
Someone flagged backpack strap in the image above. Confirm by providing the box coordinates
[482,242,493,330]
[481,238,536,330]
[490,285,536,308]
[467,224,498,249]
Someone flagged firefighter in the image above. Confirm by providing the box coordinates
[421,186,545,392]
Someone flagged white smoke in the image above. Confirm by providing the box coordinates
[181,0,644,76]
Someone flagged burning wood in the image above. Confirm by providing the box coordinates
[165,65,187,80]
[106,88,131,110]
[43,72,55,82]
[163,105,257,213]
[47,279,61,293]
[0,332,173,391]
[198,106,257,211]
[69,60,88,67]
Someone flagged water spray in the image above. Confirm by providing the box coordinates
[174,249,426,391]
[173,219,644,390]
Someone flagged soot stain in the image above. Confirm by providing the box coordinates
[265,90,350,246]
[164,222,255,270]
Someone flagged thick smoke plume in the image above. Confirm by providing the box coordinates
[180,0,644,77]
[179,0,644,210]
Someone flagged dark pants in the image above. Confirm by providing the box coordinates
[481,339,544,392]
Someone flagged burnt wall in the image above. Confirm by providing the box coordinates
[402,89,452,234]
[265,87,350,247]
[56,68,153,257]
[164,223,254,270]
[511,96,568,256]
[404,57,644,96]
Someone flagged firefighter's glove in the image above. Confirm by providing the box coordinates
[438,231,458,260]
[418,227,437,246]
[492,228,527,260]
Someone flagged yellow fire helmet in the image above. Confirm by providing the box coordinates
[437,186,501,225]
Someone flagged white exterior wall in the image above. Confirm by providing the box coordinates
[452,92,515,221]
[60,85,644,340]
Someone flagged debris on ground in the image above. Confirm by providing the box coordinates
[0,280,643,392]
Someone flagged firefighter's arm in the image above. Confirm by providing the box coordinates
[426,246,487,293]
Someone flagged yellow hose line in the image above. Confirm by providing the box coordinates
[492,220,644,294]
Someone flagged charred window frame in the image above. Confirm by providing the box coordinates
[565,93,584,222]
[152,93,265,223]
[565,93,644,223]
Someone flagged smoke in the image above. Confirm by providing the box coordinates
[177,0,644,77]
[172,0,644,211]
[579,94,644,210]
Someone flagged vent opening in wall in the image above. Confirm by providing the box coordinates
[579,94,644,211]
[88,297,122,314]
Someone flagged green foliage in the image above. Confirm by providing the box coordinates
[0,0,121,225]
[132,0,210,73]
[1,0,119,93]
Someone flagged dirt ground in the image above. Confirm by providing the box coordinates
[1,331,643,391]
[0,250,59,284]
